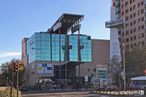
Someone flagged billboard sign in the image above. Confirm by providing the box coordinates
[84,76,88,82]
[97,65,107,82]
[37,64,53,74]
[71,24,81,33]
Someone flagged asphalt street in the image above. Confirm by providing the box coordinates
[22,91,145,97]
[21,88,145,97]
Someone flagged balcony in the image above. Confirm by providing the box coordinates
[105,18,124,28]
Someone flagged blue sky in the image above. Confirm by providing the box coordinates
[0,0,110,65]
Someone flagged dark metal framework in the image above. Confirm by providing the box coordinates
[47,13,84,85]
[48,13,84,34]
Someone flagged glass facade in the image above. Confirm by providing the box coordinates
[27,32,92,63]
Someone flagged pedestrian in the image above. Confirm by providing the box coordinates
[61,83,64,90]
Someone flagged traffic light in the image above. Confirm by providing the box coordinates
[14,63,18,71]
[18,63,24,71]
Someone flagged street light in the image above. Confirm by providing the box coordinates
[122,42,126,91]
[115,38,126,90]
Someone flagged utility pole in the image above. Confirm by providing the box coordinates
[16,70,19,97]
[122,42,126,91]
[16,62,19,97]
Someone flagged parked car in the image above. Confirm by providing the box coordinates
[105,85,119,91]
[20,86,29,92]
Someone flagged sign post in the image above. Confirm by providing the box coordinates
[97,65,107,88]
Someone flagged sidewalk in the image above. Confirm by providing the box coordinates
[22,87,94,94]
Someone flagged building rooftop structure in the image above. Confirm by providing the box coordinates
[48,13,84,34]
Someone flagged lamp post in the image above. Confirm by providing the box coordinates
[16,61,21,97]
[122,42,126,91]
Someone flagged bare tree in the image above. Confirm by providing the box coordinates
[109,55,122,89]
[0,59,25,87]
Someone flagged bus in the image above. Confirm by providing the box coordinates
[130,76,146,89]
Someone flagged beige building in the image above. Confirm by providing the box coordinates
[119,0,145,50]
[111,0,145,50]
[107,0,146,58]
[107,0,145,54]
[106,0,146,79]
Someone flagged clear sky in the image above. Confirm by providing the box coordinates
[0,0,110,65]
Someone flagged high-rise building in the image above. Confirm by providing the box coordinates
[106,0,123,60]
[107,0,145,54]
[106,0,146,80]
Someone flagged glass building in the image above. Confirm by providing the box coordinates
[26,32,92,63]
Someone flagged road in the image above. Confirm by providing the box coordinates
[22,88,145,97]
[22,91,145,97]
[22,91,97,97]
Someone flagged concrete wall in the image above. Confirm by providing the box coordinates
[76,39,110,78]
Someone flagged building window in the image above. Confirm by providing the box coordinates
[125,1,128,7]
[93,68,96,72]
[133,13,136,18]
[126,31,129,35]
[125,23,129,28]
[130,30,133,33]
[141,25,144,30]
[118,31,121,35]
[130,22,133,26]
[133,5,136,10]
[138,2,141,8]
[131,44,133,48]
[126,45,129,49]
[130,7,132,11]
[130,0,132,4]
[134,36,136,40]
[119,38,121,42]
[134,27,136,32]
[142,41,144,45]
[138,26,141,31]
[134,43,137,47]
[123,39,125,42]
[141,9,144,14]
[125,9,129,14]
[122,32,124,36]
[130,37,133,41]
[141,17,144,21]
[122,11,124,16]
[125,16,129,21]
[138,42,141,46]
[138,10,140,15]
[122,4,124,8]
[130,14,132,19]
[126,38,129,42]
[141,1,144,6]
[142,33,144,37]
[133,20,136,25]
